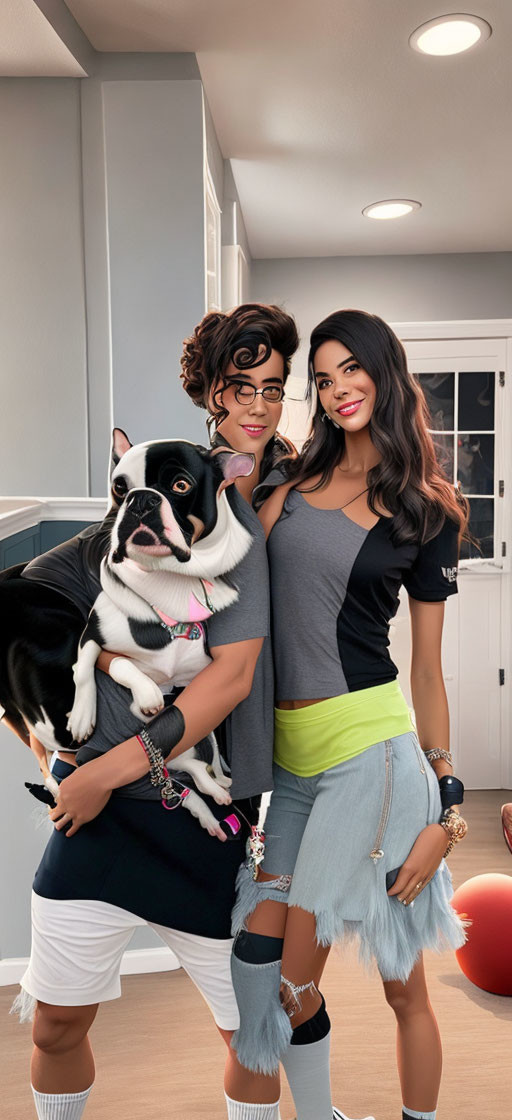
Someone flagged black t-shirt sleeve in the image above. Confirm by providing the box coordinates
[402,517,460,602]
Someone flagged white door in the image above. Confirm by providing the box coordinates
[392,338,510,789]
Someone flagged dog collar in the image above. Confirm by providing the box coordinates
[152,607,204,642]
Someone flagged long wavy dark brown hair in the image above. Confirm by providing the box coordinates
[286,309,469,545]
[180,302,299,475]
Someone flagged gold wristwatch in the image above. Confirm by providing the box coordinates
[439,807,468,858]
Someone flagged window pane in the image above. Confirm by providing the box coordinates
[459,498,494,560]
[432,433,455,482]
[457,434,494,495]
[458,372,495,431]
[416,373,454,430]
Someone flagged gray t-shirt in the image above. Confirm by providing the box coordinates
[268,487,459,700]
[22,490,274,800]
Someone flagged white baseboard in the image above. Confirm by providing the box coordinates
[0,946,180,987]
[119,946,180,975]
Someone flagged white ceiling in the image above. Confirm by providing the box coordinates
[5,1,512,258]
[0,0,85,76]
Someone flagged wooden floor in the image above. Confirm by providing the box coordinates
[2,790,511,1120]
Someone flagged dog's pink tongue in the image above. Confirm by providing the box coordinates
[188,593,212,621]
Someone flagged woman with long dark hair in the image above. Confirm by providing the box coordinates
[11,305,310,1120]
[179,303,368,1120]
[230,309,469,1120]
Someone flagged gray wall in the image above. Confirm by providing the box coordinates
[100,78,207,449]
[252,252,512,374]
[1,65,214,504]
[203,94,224,209]
[0,79,88,497]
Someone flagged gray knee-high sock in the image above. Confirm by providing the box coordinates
[31,1086,92,1120]
[281,999,332,1120]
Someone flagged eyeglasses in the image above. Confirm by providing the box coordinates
[224,381,284,404]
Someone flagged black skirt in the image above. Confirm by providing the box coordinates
[34,761,257,939]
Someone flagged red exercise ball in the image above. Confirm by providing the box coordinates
[451,873,512,996]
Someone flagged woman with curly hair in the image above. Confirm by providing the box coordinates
[12,304,339,1120]
[230,309,469,1120]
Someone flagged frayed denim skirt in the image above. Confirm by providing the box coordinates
[233,729,466,983]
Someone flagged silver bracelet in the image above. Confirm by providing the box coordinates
[424,748,453,766]
[137,727,166,787]
[137,727,187,808]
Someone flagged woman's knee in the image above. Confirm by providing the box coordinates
[383,977,430,1018]
[32,1002,98,1054]
[245,896,288,940]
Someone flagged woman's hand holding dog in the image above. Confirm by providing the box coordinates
[49,764,112,836]
[386,823,447,906]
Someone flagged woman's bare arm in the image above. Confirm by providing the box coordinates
[387,597,455,903]
[97,651,117,673]
[409,598,452,779]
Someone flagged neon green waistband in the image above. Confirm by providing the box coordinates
[273,680,413,777]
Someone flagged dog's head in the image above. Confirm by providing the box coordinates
[108,429,254,576]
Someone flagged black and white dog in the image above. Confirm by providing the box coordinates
[0,431,254,835]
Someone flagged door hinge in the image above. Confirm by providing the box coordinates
[499,371,505,387]
[499,480,505,497]
[502,541,507,557]
[499,669,505,686]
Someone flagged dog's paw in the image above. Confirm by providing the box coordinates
[192,772,232,805]
[182,791,227,841]
[209,781,232,806]
[213,774,232,790]
[67,681,97,741]
[67,689,97,742]
[130,679,165,718]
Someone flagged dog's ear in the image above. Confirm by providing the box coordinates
[110,429,132,474]
[210,446,255,486]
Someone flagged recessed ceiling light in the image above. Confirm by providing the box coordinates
[409,14,492,56]
[362,200,422,221]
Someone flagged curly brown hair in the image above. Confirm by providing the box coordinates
[180,304,299,428]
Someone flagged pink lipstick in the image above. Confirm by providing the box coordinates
[336,399,364,417]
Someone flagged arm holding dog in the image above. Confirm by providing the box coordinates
[50,636,262,835]
[4,434,267,834]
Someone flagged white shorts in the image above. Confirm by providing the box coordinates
[20,891,239,1030]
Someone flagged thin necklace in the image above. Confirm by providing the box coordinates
[340,487,369,511]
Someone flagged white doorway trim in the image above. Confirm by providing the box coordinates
[391,319,512,341]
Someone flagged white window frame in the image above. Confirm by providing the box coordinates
[392,320,512,577]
